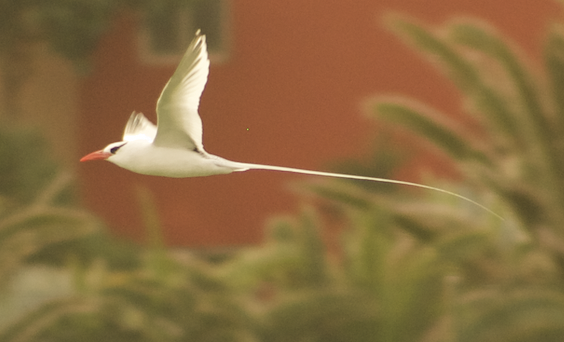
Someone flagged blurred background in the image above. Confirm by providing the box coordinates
[2,0,564,341]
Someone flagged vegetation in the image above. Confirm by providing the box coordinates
[0,127,253,342]
[0,0,200,118]
[4,2,564,341]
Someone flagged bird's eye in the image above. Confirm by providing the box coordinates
[110,143,126,154]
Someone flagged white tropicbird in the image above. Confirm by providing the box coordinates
[81,31,502,220]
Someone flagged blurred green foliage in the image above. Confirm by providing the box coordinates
[0,0,199,66]
[0,0,200,117]
[372,12,564,271]
[0,125,62,205]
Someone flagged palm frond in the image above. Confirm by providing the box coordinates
[386,16,524,149]
[372,99,491,165]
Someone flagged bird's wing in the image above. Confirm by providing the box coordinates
[153,30,209,151]
[123,111,157,142]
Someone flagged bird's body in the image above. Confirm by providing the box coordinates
[103,140,241,177]
[81,30,503,220]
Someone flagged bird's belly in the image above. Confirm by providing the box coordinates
[118,148,235,178]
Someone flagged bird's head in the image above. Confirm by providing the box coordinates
[80,141,127,163]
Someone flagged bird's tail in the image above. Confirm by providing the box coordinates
[229,161,504,221]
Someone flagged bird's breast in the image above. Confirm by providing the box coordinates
[113,144,234,178]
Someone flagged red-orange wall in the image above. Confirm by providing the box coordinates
[78,0,561,246]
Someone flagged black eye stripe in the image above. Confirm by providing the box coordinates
[110,143,126,154]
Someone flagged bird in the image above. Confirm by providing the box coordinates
[81,30,503,220]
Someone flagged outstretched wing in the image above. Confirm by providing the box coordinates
[153,30,209,151]
[123,111,157,142]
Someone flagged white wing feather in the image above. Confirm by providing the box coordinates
[153,30,209,151]
[123,111,157,142]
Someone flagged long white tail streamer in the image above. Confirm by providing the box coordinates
[233,162,504,221]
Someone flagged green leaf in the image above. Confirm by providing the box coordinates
[449,22,549,138]
[449,22,564,212]
[259,290,379,342]
[295,208,329,287]
[458,288,564,342]
[0,296,98,342]
[387,15,476,92]
[386,16,524,150]
[343,209,393,294]
[373,100,491,165]
[545,26,564,137]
